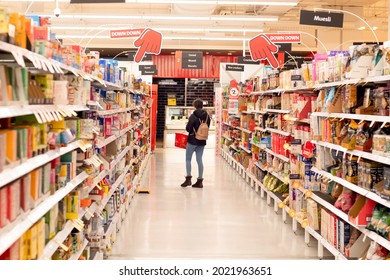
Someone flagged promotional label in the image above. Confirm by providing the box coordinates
[110,29,145,39]
[300,10,344,28]
[265,33,301,43]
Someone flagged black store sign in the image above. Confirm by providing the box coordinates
[226,64,244,72]
[127,52,152,62]
[139,65,157,75]
[300,10,344,28]
[238,56,259,65]
[182,51,203,69]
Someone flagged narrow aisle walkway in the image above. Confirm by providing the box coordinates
[110,148,318,259]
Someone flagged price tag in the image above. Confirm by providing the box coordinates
[85,208,94,217]
[349,153,354,161]
[380,122,387,129]
[370,121,376,128]
[304,190,313,198]
[55,240,69,251]
[33,112,43,124]
[43,59,55,74]
[11,50,26,67]
[301,219,309,229]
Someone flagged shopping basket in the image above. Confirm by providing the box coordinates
[175,132,188,149]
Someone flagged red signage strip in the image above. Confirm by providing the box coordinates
[265,33,301,43]
[110,28,145,39]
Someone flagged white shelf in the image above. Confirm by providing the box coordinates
[313,79,361,90]
[0,171,88,256]
[240,111,255,114]
[312,140,390,165]
[222,135,233,141]
[239,145,251,154]
[69,239,89,260]
[96,125,134,149]
[311,167,390,209]
[92,251,104,260]
[266,109,290,114]
[0,140,90,189]
[104,212,119,238]
[265,127,291,136]
[255,162,267,171]
[222,122,235,128]
[110,146,131,169]
[229,145,239,152]
[307,188,390,251]
[87,170,108,194]
[99,165,131,212]
[251,110,267,114]
[97,108,131,116]
[250,141,264,149]
[264,148,290,162]
[311,112,390,123]
[269,170,289,184]
[237,127,253,134]
[0,104,88,120]
[222,148,350,260]
[363,74,390,83]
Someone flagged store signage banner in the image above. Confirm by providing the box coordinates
[110,29,145,39]
[249,34,279,69]
[226,64,244,72]
[71,0,125,3]
[237,56,259,65]
[182,51,203,69]
[265,33,301,43]
[299,10,344,28]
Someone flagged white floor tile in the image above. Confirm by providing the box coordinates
[109,148,321,259]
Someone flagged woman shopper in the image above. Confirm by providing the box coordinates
[181,98,211,188]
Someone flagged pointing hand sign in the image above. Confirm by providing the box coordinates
[249,34,279,69]
[133,28,163,63]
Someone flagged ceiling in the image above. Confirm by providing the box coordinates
[1,0,389,56]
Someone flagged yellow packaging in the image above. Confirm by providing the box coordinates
[36,218,45,258]
[65,193,80,220]
[19,231,28,260]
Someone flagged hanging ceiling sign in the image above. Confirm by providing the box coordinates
[110,29,145,39]
[226,64,244,72]
[182,51,203,69]
[299,10,344,28]
[237,56,259,65]
[265,33,301,43]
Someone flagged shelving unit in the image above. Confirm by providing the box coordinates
[0,37,152,260]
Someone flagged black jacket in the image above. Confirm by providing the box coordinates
[186,109,211,146]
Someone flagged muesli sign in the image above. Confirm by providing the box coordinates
[299,10,344,28]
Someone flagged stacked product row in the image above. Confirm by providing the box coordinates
[0,12,152,260]
[218,45,390,259]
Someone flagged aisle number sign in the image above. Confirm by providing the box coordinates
[228,86,239,115]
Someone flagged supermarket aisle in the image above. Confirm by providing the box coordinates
[110,148,318,259]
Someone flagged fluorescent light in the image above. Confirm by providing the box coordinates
[56,34,250,41]
[217,1,297,5]
[144,16,210,20]
[30,13,277,22]
[4,0,298,5]
[210,16,277,21]
[51,26,263,33]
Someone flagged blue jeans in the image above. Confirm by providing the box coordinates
[186,143,205,179]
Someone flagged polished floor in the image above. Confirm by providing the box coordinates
[110,148,319,259]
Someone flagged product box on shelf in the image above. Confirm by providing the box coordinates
[348,196,376,226]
